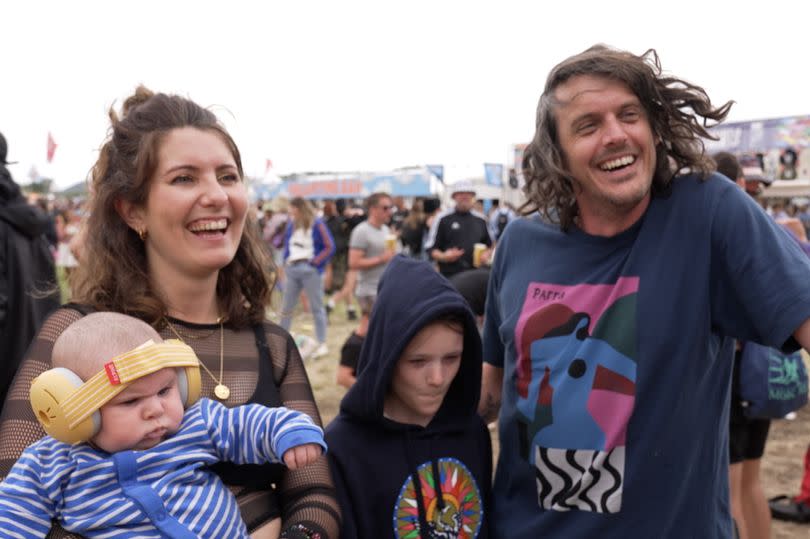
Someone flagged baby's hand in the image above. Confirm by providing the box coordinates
[282,443,323,470]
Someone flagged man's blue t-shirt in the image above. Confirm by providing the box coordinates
[483,174,810,538]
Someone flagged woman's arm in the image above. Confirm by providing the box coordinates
[272,330,340,538]
[310,220,335,269]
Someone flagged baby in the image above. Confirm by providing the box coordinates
[0,312,325,539]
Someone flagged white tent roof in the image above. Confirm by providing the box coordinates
[760,179,810,199]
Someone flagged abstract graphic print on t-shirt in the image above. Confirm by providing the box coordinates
[514,277,638,514]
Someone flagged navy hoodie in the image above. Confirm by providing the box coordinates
[325,256,492,538]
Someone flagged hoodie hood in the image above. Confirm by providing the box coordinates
[0,199,50,239]
[340,255,482,430]
[0,168,50,239]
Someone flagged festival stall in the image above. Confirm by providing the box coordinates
[706,115,810,180]
[250,167,444,201]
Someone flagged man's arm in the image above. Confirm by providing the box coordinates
[426,212,463,263]
[793,318,810,351]
[336,365,357,389]
[348,246,392,270]
[479,363,503,425]
[431,247,464,263]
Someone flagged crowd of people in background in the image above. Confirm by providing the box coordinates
[251,188,517,387]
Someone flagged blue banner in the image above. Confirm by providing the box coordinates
[706,115,810,153]
[426,165,444,183]
[250,171,434,201]
[484,163,504,186]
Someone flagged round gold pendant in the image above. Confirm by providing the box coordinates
[214,384,230,400]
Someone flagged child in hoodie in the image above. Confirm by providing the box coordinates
[325,255,492,538]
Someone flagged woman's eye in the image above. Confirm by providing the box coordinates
[219,173,240,183]
[171,175,194,185]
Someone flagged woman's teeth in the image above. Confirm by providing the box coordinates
[189,219,227,232]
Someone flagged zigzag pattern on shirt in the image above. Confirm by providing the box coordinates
[533,445,624,514]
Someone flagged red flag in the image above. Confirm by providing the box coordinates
[265,158,273,174]
[46,132,57,163]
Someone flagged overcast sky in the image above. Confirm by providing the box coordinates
[3,1,808,189]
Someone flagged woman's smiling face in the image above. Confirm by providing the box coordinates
[126,127,248,281]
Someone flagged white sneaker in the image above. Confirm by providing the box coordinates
[312,343,329,359]
[294,334,318,360]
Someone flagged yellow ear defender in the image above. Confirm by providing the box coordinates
[30,339,201,445]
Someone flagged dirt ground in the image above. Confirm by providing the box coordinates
[762,404,809,538]
[291,302,810,538]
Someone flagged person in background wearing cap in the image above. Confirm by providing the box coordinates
[425,182,492,278]
[0,131,60,409]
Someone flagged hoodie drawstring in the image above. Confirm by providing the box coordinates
[403,431,446,536]
[430,436,445,513]
[404,430,431,535]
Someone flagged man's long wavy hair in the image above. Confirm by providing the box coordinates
[70,86,275,328]
[521,44,733,230]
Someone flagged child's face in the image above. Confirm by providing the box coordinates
[92,368,185,453]
[384,322,463,427]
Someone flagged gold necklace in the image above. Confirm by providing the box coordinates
[164,316,230,400]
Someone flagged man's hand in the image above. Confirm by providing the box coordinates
[443,247,465,263]
[282,443,323,470]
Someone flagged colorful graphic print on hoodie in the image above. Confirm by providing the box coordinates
[394,458,483,538]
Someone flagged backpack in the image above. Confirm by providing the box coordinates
[739,342,809,419]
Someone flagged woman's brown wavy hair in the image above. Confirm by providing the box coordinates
[70,85,275,328]
[521,44,734,230]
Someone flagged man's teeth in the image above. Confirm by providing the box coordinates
[600,155,635,171]
[189,219,227,232]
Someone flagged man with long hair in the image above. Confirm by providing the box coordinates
[479,45,810,538]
